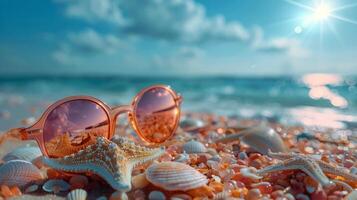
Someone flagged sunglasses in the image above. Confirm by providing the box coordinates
[16,85,182,158]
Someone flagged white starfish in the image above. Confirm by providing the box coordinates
[43,136,164,191]
[256,150,357,188]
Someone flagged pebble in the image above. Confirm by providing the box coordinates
[350,166,357,174]
[148,191,166,200]
[296,193,310,200]
[238,152,248,160]
[246,188,262,200]
[109,191,128,200]
[131,173,149,189]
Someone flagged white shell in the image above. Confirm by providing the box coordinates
[183,140,207,154]
[240,167,262,180]
[146,161,208,191]
[66,189,87,200]
[0,160,44,188]
[2,146,42,162]
[42,179,70,193]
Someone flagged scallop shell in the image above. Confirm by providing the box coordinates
[183,140,207,154]
[66,189,87,200]
[0,160,44,188]
[146,161,208,191]
[2,146,42,162]
[42,179,70,193]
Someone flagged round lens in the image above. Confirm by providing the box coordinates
[133,87,180,143]
[43,99,109,158]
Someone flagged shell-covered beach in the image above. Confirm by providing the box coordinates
[2,0,357,198]
[0,110,356,200]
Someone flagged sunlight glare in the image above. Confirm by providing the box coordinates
[313,3,331,21]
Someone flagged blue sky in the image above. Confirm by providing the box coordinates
[0,0,357,76]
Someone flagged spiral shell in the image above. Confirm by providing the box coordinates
[2,146,42,162]
[66,189,87,200]
[42,179,70,193]
[0,160,44,188]
[183,140,207,154]
[146,161,208,191]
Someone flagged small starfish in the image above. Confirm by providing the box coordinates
[256,150,357,188]
[43,136,164,192]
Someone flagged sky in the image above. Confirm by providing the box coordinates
[0,0,357,77]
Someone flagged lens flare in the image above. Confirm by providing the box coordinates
[313,3,331,21]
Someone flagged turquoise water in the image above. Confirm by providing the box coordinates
[0,75,356,131]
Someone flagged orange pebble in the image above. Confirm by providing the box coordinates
[231,172,254,185]
[10,186,21,196]
[231,188,248,198]
[208,181,223,192]
[47,169,62,179]
[0,185,13,198]
[187,185,214,198]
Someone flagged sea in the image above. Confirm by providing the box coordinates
[0,74,356,132]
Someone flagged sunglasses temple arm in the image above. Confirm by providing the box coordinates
[1,127,29,141]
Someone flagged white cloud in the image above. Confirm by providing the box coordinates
[56,0,126,25]
[56,0,249,43]
[252,27,309,58]
[53,29,122,65]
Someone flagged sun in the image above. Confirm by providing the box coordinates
[312,3,331,21]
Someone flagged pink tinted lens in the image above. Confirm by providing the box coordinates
[134,87,179,143]
[43,99,109,158]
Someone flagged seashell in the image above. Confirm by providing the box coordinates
[42,179,70,193]
[174,152,190,163]
[183,140,207,154]
[69,175,89,189]
[146,161,208,191]
[180,118,204,131]
[215,124,287,155]
[2,146,42,162]
[0,160,44,188]
[96,196,108,200]
[25,184,39,193]
[66,189,87,200]
[148,190,166,200]
[131,173,149,189]
[240,167,262,180]
[213,191,230,200]
[344,190,357,200]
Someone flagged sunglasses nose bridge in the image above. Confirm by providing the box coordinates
[111,105,132,118]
